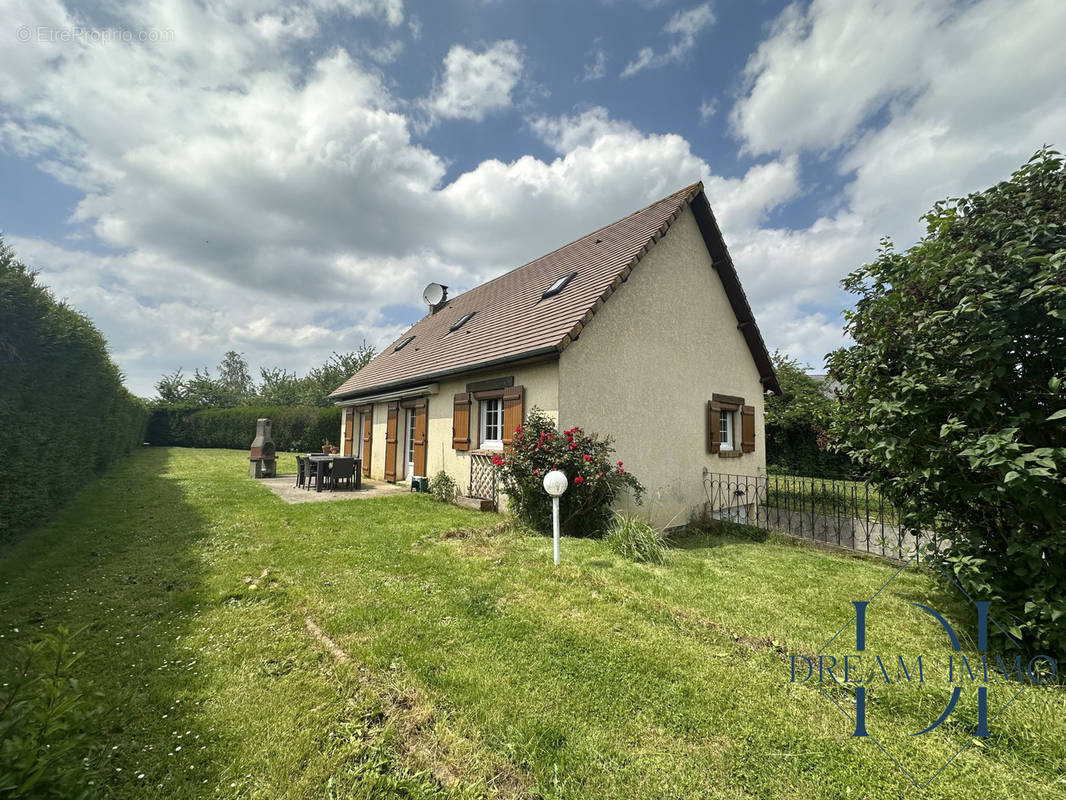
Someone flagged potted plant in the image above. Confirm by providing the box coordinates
[329,445,339,454]
[321,440,331,454]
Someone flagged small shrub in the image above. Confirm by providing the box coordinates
[495,408,644,538]
[0,627,104,799]
[428,470,459,504]
[604,514,667,564]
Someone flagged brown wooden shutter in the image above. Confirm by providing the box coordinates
[741,405,756,453]
[707,400,722,454]
[342,408,355,456]
[361,411,373,477]
[452,393,471,451]
[501,385,524,452]
[384,402,399,482]
[413,397,428,477]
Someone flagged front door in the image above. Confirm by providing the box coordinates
[405,408,416,480]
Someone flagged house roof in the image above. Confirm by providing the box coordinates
[330,182,781,400]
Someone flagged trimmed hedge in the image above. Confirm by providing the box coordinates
[0,244,148,540]
[146,405,341,453]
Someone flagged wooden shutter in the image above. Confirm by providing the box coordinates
[384,402,399,482]
[452,393,471,451]
[342,408,355,456]
[707,400,722,454]
[501,386,525,452]
[361,411,373,477]
[413,398,428,477]
[741,405,756,453]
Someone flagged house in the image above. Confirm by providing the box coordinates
[329,182,781,522]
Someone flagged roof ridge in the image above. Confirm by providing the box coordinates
[437,181,703,310]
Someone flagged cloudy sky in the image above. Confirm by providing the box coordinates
[2,0,1065,397]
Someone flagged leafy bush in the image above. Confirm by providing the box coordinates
[604,514,667,564]
[428,470,459,504]
[0,627,103,799]
[0,240,148,540]
[145,405,341,452]
[827,148,1066,657]
[765,352,856,479]
[495,408,644,538]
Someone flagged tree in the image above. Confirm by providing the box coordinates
[827,148,1066,656]
[764,351,853,478]
[297,344,376,407]
[258,367,301,406]
[217,350,255,401]
[155,368,188,403]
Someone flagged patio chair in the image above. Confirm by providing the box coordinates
[295,456,306,488]
[305,457,321,490]
[330,458,355,492]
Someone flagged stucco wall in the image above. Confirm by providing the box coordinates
[350,359,559,492]
[558,205,767,526]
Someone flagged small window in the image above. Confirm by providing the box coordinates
[542,271,577,299]
[480,397,503,450]
[719,409,734,451]
[394,335,414,352]
[450,312,475,331]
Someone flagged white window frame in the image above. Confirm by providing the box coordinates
[479,397,504,451]
[719,408,735,452]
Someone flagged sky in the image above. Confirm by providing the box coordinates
[2,0,1065,397]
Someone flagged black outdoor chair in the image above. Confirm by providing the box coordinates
[330,458,355,492]
[295,456,307,488]
[305,456,322,490]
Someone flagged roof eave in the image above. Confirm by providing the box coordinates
[329,346,561,403]
[689,189,782,396]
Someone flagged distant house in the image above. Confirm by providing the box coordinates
[329,182,780,521]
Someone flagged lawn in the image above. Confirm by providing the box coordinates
[1,448,1063,799]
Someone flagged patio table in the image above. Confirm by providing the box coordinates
[308,455,362,492]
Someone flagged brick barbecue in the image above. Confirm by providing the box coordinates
[248,418,276,478]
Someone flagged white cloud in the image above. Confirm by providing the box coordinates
[622,2,715,77]
[699,98,717,122]
[425,40,524,122]
[583,48,607,81]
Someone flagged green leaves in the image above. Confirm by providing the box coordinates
[827,148,1066,658]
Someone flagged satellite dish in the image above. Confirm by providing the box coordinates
[422,282,446,306]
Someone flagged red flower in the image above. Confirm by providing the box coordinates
[598,471,603,477]
[491,455,504,466]
[582,454,592,462]
[574,476,585,484]
[534,468,541,476]
[616,461,624,467]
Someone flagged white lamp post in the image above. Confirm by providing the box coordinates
[542,470,568,565]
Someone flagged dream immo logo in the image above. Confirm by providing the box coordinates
[789,556,1056,788]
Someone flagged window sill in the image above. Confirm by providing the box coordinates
[472,447,503,455]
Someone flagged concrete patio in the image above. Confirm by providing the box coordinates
[257,473,409,504]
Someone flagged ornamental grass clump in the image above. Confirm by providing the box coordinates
[495,407,643,537]
[604,513,668,564]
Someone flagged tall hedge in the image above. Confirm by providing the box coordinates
[145,405,341,452]
[0,241,148,541]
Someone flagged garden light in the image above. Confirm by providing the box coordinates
[542,469,567,565]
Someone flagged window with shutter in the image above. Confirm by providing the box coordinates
[452,393,471,450]
[384,402,399,482]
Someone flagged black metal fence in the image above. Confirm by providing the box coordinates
[703,472,940,561]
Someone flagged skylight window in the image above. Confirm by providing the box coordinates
[450,312,475,331]
[394,335,414,352]
[542,271,577,299]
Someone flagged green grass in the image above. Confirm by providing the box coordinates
[1,448,1063,799]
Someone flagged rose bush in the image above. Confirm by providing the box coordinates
[495,407,644,537]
